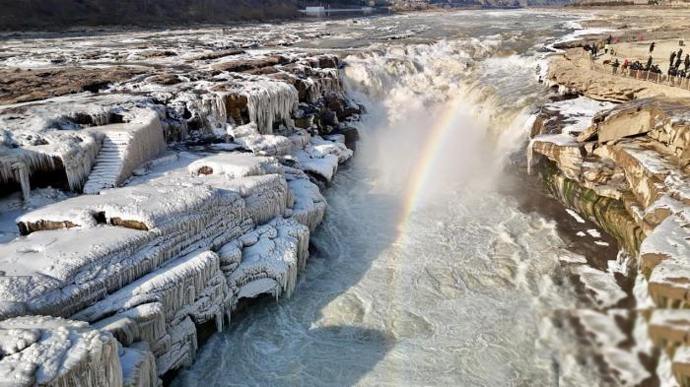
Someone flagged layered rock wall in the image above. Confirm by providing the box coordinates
[0,35,359,386]
[533,53,690,384]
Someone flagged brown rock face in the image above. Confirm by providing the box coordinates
[579,98,690,149]
[17,220,78,236]
[316,55,340,69]
[0,66,146,104]
[224,94,250,125]
[190,49,246,61]
[109,218,149,231]
[212,55,293,73]
[148,74,182,85]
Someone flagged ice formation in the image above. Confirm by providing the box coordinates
[286,169,327,231]
[0,130,103,199]
[187,153,282,180]
[0,316,122,387]
[235,134,294,156]
[0,25,359,385]
[83,110,166,194]
[294,135,353,182]
[226,217,310,301]
[241,79,298,134]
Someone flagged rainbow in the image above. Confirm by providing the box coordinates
[395,96,466,240]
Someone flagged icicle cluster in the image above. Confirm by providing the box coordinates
[0,316,123,387]
[242,80,298,134]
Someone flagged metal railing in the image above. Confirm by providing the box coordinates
[566,49,690,91]
[591,61,690,90]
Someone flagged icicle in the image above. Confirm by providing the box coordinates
[242,80,298,134]
[526,138,535,175]
[12,162,31,202]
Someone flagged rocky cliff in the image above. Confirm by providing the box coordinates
[531,33,690,386]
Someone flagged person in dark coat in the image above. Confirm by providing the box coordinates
[684,54,690,72]
[649,42,656,53]
[645,55,653,71]
[607,35,613,45]
[675,55,683,70]
[671,51,677,66]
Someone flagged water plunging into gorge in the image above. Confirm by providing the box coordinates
[173,11,620,386]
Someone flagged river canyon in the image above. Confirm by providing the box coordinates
[1,8,688,387]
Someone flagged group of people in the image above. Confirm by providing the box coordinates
[606,41,690,79]
[668,48,690,77]
[584,35,617,58]
[612,57,663,74]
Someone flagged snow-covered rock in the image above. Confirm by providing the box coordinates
[294,135,352,182]
[84,110,166,194]
[187,152,281,179]
[235,134,294,156]
[73,250,230,376]
[0,316,122,387]
[226,217,310,302]
[0,29,359,384]
[287,170,327,231]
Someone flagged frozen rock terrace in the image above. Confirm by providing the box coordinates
[0,26,357,386]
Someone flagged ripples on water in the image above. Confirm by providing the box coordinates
[174,10,606,386]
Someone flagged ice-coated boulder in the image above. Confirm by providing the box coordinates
[187,152,282,179]
[226,217,310,303]
[236,134,294,156]
[287,170,327,231]
[120,342,159,387]
[294,136,352,182]
[0,316,122,387]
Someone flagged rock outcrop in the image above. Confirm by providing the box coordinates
[0,27,359,386]
[532,59,690,385]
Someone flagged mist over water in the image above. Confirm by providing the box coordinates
[174,11,599,386]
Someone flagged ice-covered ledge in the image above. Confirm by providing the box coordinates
[0,34,361,385]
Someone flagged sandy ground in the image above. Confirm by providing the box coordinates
[579,7,690,65]
[546,7,690,101]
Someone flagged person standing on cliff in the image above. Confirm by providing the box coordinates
[649,41,656,53]
[671,51,677,67]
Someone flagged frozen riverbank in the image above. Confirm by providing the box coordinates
[0,23,362,386]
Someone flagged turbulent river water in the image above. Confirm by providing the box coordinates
[173,10,610,386]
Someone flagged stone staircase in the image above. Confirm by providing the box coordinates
[83,131,131,194]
